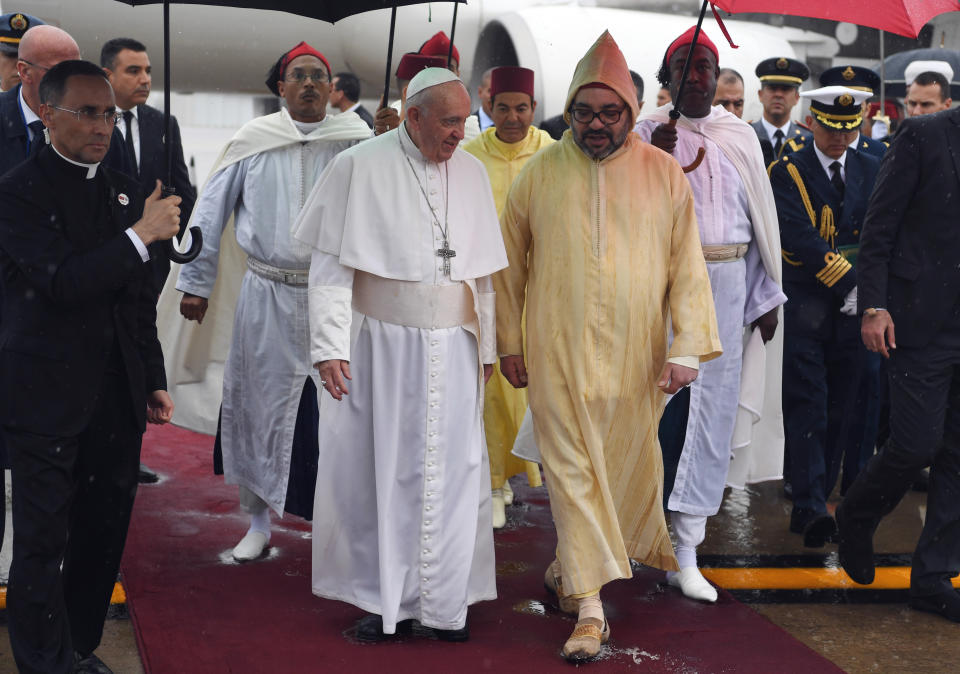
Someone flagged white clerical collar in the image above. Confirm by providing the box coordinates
[19,86,40,126]
[813,142,845,179]
[761,117,791,141]
[52,143,100,179]
[399,121,433,165]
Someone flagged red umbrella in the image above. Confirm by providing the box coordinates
[711,0,960,39]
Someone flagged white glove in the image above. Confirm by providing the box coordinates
[840,286,858,316]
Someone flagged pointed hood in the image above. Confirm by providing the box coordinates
[563,31,639,126]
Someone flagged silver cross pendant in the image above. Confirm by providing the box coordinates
[436,240,457,276]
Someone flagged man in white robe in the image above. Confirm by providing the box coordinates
[636,28,786,602]
[292,68,505,642]
[175,42,370,561]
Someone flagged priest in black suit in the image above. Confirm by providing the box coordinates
[0,60,182,674]
[101,37,196,297]
[838,105,960,623]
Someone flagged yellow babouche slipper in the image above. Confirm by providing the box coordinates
[543,559,578,615]
[561,617,610,661]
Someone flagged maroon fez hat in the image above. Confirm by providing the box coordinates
[490,66,535,99]
[396,53,448,81]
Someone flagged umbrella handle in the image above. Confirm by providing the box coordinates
[667,118,706,173]
[161,185,203,264]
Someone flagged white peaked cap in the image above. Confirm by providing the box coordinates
[905,60,954,86]
[800,86,872,106]
[406,67,462,100]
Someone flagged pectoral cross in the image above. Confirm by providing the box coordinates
[436,239,457,276]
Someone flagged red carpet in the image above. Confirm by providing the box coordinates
[122,424,842,673]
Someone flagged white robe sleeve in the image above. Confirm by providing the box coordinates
[475,274,496,365]
[308,249,355,364]
[743,241,787,325]
[176,160,247,298]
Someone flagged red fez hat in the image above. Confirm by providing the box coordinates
[419,31,460,65]
[490,66,535,99]
[396,53,447,81]
[665,27,719,65]
[867,100,901,121]
[265,41,331,95]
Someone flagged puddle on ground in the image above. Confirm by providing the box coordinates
[496,560,530,576]
[512,599,547,616]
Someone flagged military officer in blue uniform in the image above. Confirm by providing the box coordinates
[819,65,887,159]
[770,86,880,547]
[0,12,44,92]
[751,57,812,167]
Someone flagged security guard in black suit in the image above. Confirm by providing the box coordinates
[839,104,960,623]
[751,57,813,167]
[769,85,880,547]
[820,65,888,159]
[101,37,196,297]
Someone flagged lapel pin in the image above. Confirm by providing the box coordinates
[118,193,130,206]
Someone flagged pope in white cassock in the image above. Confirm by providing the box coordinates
[174,42,371,562]
[292,68,506,642]
[636,28,787,603]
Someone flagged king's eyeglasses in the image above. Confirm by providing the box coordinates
[569,106,626,125]
[52,106,121,126]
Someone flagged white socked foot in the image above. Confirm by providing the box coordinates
[492,489,506,529]
[502,479,514,506]
[668,567,718,603]
[233,530,270,562]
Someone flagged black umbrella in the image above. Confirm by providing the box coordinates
[113,0,466,262]
[871,47,960,99]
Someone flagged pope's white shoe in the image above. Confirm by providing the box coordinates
[668,567,718,603]
[492,489,506,529]
[502,479,514,506]
[232,531,269,562]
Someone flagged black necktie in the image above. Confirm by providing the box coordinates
[830,161,845,198]
[27,120,45,157]
[773,129,784,157]
[123,110,139,177]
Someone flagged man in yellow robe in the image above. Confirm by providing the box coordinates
[463,66,552,528]
[495,31,722,661]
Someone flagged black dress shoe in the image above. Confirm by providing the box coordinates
[354,614,413,642]
[432,624,469,642]
[138,462,160,484]
[908,589,960,622]
[836,502,875,585]
[73,652,113,674]
[803,514,837,548]
[789,507,819,534]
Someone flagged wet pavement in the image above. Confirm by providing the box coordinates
[0,472,956,672]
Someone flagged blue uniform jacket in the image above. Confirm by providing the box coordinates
[770,142,880,335]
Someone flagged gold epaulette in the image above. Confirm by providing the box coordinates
[815,251,852,287]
